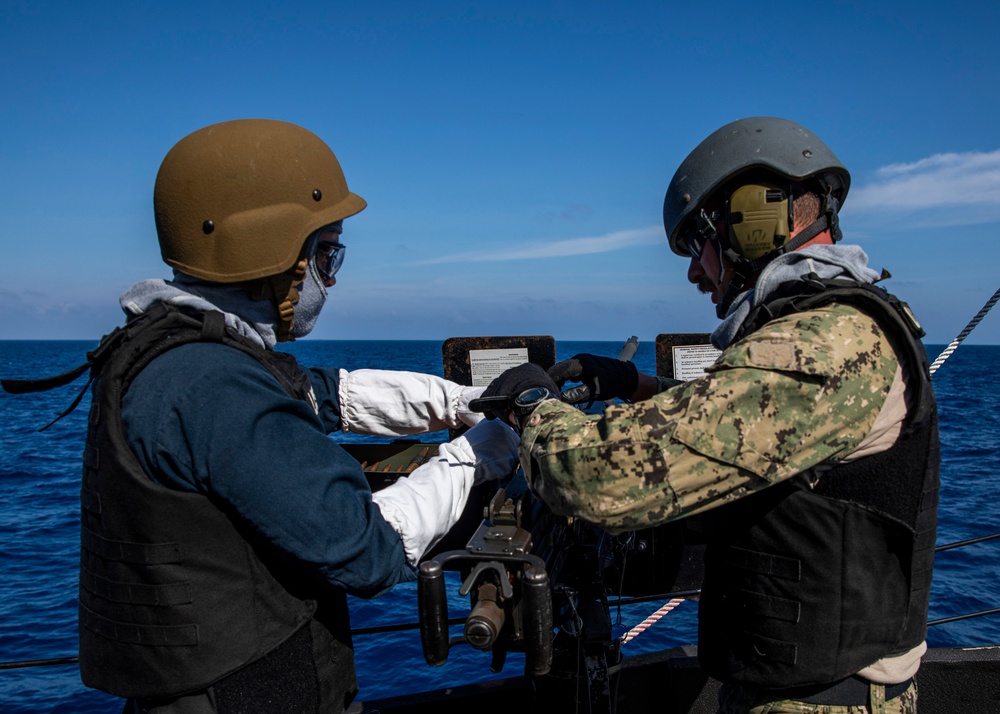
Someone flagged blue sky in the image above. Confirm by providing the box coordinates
[2,1,999,346]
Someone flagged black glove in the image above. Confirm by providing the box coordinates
[547,353,639,405]
[469,363,559,426]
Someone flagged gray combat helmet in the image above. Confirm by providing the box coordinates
[663,117,851,257]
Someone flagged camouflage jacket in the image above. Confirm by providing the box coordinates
[520,302,901,533]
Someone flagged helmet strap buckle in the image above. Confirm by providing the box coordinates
[243,258,309,343]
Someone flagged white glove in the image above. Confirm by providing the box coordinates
[371,420,519,566]
[339,369,486,436]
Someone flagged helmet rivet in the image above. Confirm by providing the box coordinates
[202,220,215,234]
[682,192,692,204]
[312,189,322,202]
[802,149,813,158]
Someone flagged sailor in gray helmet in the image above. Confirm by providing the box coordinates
[479,117,937,714]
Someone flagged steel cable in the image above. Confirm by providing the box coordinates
[929,287,1000,375]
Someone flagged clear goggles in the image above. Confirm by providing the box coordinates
[314,223,346,279]
[316,241,345,280]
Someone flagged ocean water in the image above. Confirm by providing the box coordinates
[1,339,998,713]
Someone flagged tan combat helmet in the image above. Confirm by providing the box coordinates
[154,119,367,339]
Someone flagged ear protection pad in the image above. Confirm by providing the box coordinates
[727,183,791,259]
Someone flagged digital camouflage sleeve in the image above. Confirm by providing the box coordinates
[519,304,900,533]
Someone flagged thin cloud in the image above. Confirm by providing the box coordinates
[415,227,663,265]
[850,149,1000,213]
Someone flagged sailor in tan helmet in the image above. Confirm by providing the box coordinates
[67,119,518,712]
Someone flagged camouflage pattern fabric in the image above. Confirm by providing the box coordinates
[519,304,899,533]
[717,679,917,714]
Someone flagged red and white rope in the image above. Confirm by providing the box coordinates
[621,598,686,644]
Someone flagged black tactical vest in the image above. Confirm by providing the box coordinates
[46,305,356,709]
[698,278,940,690]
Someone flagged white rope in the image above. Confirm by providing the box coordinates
[621,598,686,644]
[929,287,1000,376]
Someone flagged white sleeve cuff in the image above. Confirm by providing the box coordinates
[338,369,485,436]
[371,420,519,565]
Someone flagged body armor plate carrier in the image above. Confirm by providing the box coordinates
[698,277,940,690]
[7,305,356,710]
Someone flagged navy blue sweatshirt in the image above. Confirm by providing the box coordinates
[121,342,413,598]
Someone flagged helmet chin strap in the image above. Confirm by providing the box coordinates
[244,257,309,342]
[290,259,329,339]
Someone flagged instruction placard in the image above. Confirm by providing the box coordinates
[469,348,529,387]
[672,344,721,381]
